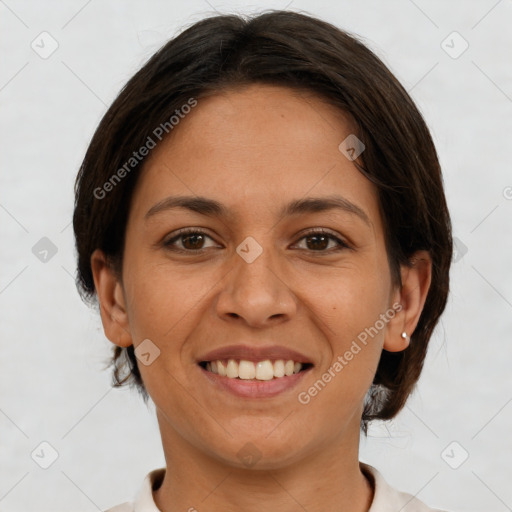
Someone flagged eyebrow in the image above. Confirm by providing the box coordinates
[144,194,372,227]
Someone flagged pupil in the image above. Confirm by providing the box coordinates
[307,235,328,250]
[183,233,204,250]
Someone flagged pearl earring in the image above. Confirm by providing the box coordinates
[401,331,408,341]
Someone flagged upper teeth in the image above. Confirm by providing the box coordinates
[204,359,303,380]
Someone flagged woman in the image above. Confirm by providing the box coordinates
[73,10,452,512]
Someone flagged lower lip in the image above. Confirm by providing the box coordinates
[198,365,312,398]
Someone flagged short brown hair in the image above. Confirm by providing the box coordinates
[73,10,452,433]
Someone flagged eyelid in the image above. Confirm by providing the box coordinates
[163,227,220,249]
[163,227,351,253]
[292,228,351,250]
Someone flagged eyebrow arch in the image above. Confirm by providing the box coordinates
[144,194,372,227]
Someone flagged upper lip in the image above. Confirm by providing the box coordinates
[197,344,314,364]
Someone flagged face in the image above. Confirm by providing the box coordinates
[97,84,411,469]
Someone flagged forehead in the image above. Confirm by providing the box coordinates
[129,84,381,231]
[167,83,357,155]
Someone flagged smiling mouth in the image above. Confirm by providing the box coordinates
[198,359,313,380]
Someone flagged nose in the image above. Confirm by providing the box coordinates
[215,241,298,328]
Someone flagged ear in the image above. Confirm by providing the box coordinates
[90,249,133,348]
[384,250,432,352]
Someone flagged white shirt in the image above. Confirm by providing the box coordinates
[104,463,448,512]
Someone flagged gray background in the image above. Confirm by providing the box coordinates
[1,0,511,511]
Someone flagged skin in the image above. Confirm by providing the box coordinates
[91,84,432,512]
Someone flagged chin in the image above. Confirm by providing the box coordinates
[208,431,312,471]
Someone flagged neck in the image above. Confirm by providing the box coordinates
[153,410,374,512]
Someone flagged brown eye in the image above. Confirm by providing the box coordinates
[164,230,218,252]
[295,229,349,252]
[180,233,206,250]
[305,234,330,251]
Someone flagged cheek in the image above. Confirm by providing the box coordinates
[124,257,211,341]
[306,262,391,338]
[300,284,387,431]
[303,264,390,398]
[121,262,206,404]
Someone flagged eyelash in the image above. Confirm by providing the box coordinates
[163,228,350,254]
